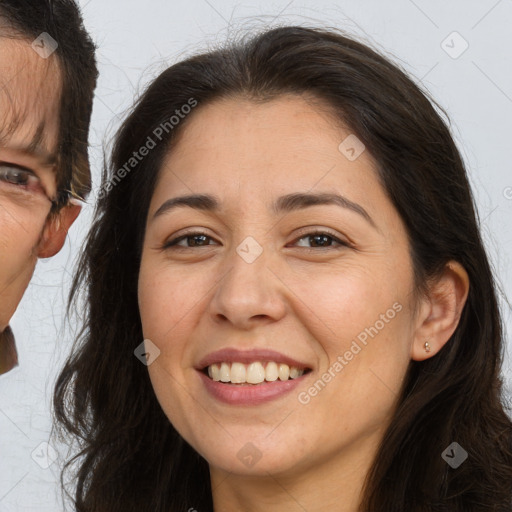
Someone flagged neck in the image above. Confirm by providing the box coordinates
[210,430,383,512]
[0,326,18,375]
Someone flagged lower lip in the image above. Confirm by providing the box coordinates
[197,370,307,405]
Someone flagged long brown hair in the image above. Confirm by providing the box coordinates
[54,25,512,511]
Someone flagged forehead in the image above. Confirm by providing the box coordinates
[153,95,393,223]
[160,94,378,191]
[0,36,62,156]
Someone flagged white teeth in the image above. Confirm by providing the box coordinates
[205,361,305,384]
[289,367,299,379]
[246,362,265,384]
[278,363,290,381]
[230,362,246,383]
[265,361,279,382]
[219,362,230,382]
[210,364,221,381]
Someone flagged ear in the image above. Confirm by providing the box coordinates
[410,261,470,361]
[36,203,81,258]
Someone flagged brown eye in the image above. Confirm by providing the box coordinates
[0,163,39,187]
[164,232,216,249]
[291,230,349,250]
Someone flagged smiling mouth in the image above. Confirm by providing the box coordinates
[202,361,312,385]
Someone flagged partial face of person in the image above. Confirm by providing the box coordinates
[0,37,75,333]
[138,95,428,478]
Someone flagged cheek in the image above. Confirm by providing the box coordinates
[0,209,44,269]
[138,266,205,440]
[287,263,400,346]
[0,210,45,327]
[290,263,412,404]
[138,262,209,353]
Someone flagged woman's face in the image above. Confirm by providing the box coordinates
[138,95,421,478]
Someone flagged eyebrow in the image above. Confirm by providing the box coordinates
[153,192,377,229]
[0,121,57,167]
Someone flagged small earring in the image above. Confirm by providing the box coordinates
[424,341,431,353]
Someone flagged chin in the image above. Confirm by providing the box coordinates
[205,448,299,476]
[189,431,304,477]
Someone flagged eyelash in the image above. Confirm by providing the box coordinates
[163,229,351,251]
[0,162,40,190]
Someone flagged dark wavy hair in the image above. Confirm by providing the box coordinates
[53,25,512,511]
[0,0,98,208]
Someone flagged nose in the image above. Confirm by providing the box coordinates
[208,237,287,330]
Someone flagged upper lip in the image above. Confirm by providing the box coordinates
[196,348,312,371]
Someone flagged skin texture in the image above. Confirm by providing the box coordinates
[0,37,80,367]
[138,95,469,512]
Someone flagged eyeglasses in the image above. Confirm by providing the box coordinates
[0,162,60,210]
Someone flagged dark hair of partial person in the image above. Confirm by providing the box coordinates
[53,24,512,511]
[0,0,98,209]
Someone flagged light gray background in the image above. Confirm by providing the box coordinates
[1,0,511,510]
